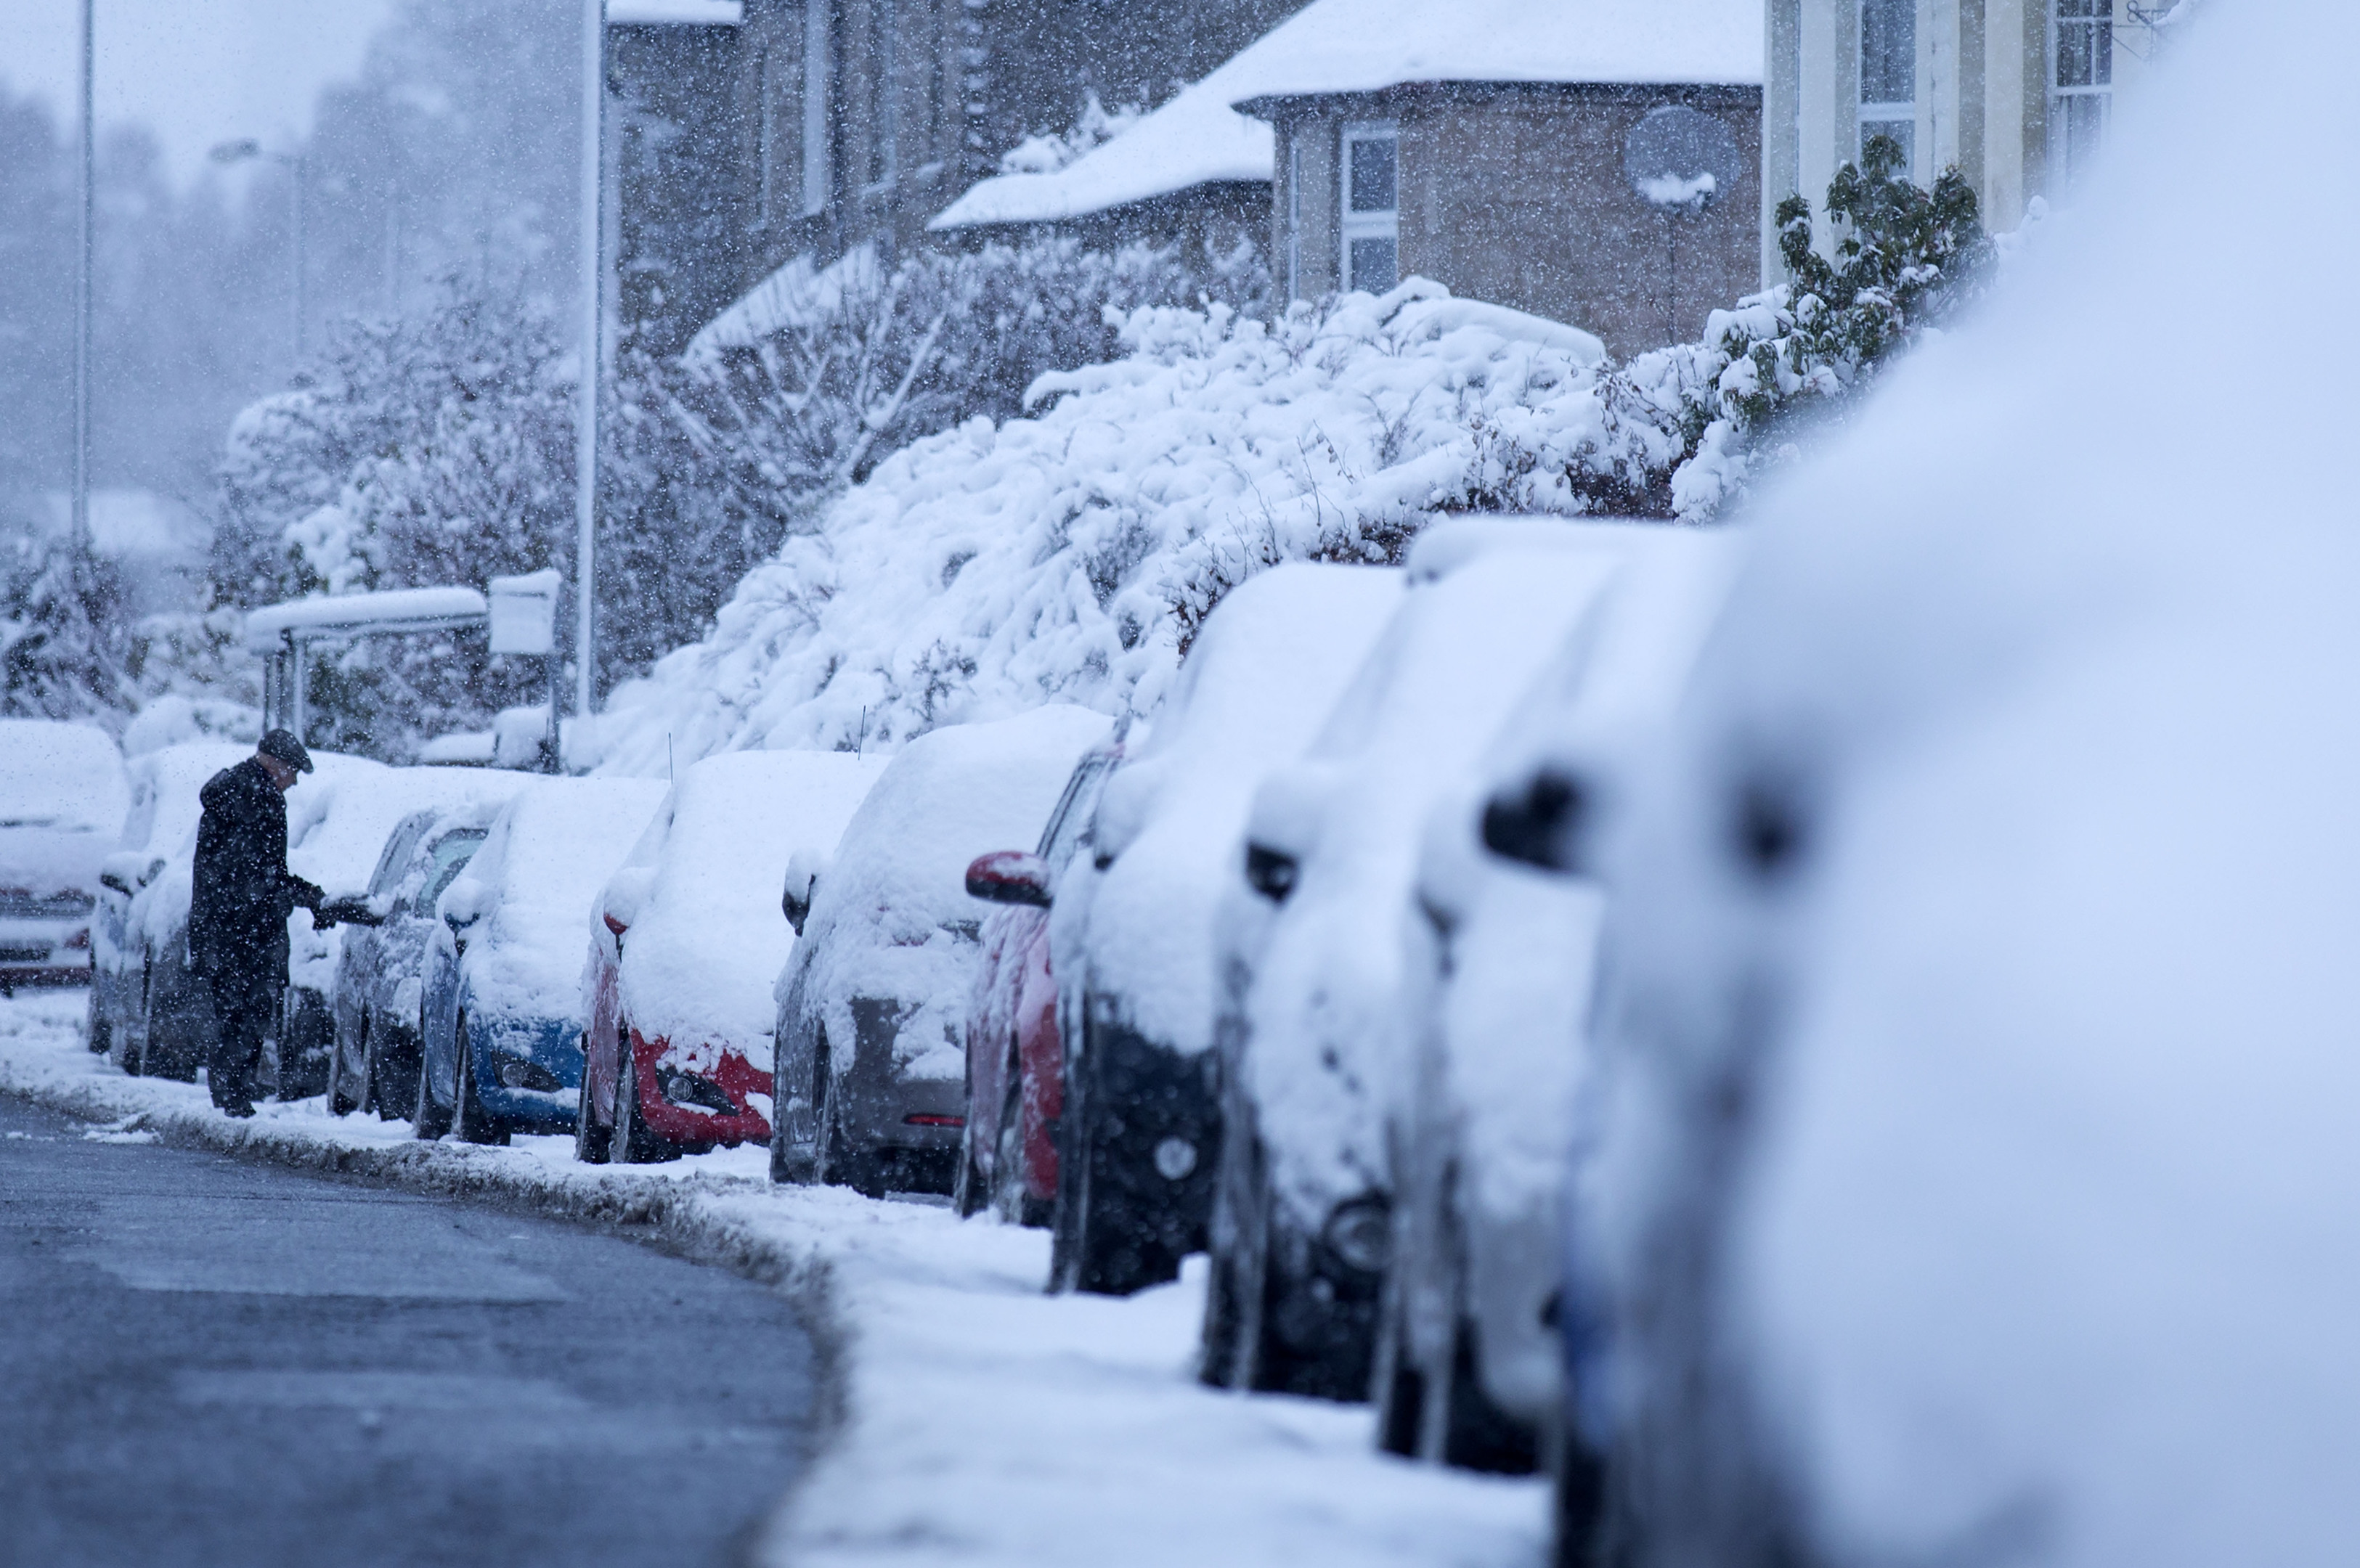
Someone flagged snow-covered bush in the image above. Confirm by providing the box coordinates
[1,531,131,727]
[592,282,1681,773]
[1660,134,1992,516]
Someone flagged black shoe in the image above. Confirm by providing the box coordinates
[219,1102,256,1119]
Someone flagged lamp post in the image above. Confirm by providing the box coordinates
[73,0,91,558]
[575,0,606,743]
[209,138,309,362]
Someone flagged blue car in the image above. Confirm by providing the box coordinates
[415,778,666,1144]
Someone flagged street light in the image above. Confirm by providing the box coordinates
[210,138,309,362]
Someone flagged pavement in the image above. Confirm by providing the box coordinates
[0,1090,817,1568]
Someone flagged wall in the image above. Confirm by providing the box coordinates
[1274,83,1764,359]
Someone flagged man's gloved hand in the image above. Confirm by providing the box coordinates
[292,877,327,912]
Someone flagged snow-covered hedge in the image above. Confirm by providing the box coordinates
[592,282,1684,772]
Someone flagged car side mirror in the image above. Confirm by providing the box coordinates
[966,850,1053,909]
[781,848,824,936]
[1481,768,1587,873]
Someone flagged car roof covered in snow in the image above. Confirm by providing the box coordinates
[1065,563,1406,1057]
[438,777,668,1024]
[0,719,126,836]
[612,750,888,1059]
[1224,0,1762,112]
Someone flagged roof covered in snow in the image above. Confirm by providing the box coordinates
[932,71,1273,229]
[244,587,489,651]
[606,0,741,24]
[1225,0,1762,108]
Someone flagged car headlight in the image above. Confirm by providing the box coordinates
[1322,1196,1392,1276]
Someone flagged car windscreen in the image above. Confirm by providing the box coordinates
[418,830,487,912]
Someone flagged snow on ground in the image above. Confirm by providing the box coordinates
[0,989,1545,1568]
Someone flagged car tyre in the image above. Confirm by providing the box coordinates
[1374,1245,1425,1458]
[328,1019,361,1117]
[453,1012,509,1146]
[87,986,110,1055]
[990,1043,1047,1228]
[573,1032,611,1164]
[412,1022,453,1140]
[818,1073,885,1199]
[609,1045,679,1164]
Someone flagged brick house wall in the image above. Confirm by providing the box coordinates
[1264,83,1762,359]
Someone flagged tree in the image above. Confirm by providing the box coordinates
[1,533,131,724]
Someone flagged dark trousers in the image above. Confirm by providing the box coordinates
[205,965,278,1111]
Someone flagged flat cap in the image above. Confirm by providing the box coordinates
[258,728,314,775]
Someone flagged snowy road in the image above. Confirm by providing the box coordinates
[0,1087,815,1568]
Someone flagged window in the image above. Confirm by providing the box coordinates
[2051,0,2112,189]
[1340,122,1398,294]
[802,0,831,216]
[419,831,488,912]
[1859,0,1915,174]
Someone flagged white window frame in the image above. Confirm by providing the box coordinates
[1858,0,1916,176]
[2049,0,2113,191]
[1340,119,1399,295]
[802,0,831,216]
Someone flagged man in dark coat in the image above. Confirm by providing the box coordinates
[189,730,323,1116]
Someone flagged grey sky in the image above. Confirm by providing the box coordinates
[0,0,396,183]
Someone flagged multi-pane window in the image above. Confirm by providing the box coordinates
[1340,122,1398,294]
[1858,0,1915,174]
[2051,0,2113,188]
[802,0,831,215]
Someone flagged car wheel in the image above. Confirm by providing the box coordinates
[573,1032,610,1164]
[1375,1244,1425,1458]
[609,1045,678,1164]
[87,986,110,1055]
[412,1021,453,1140]
[818,1075,884,1199]
[952,1110,988,1217]
[1049,1037,1092,1291]
[453,1013,509,1146]
[328,1018,360,1117]
[990,1043,1048,1228]
[1200,1133,1269,1390]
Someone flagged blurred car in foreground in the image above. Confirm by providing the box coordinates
[326,789,526,1118]
[1,720,127,996]
[955,737,1123,1225]
[277,765,520,1100]
[772,706,1112,1197]
[1201,539,1635,1402]
[1550,19,2360,1567]
[582,751,883,1164]
[418,779,667,1143]
[1042,563,1402,1295]
[1377,526,1736,1479]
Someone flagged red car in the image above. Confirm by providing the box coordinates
[580,751,882,1164]
[956,742,1121,1223]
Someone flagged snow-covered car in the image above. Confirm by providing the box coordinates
[1558,22,2360,1566]
[325,786,528,1119]
[1043,563,1403,1296]
[1375,525,1737,1479]
[1,720,127,996]
[953,737,1125,1225]
[772,706,1114,1197]
[1200,538,1645,1402]
[581,751,884,1164]
[418,779,667,1143]
[277,764,520,1100]
[107,745,372,1081]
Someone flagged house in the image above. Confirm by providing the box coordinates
[926,55,1274,266]
[1765,0,2176,270]
[1223,0,1764,358]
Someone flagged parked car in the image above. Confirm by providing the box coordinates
[954,736,1125,1225]
[1041,563,1403,1295]
[1,720,127,997]
[580,751,884,1164]
[105,746,368,1080]
[417,779,667,1143]
[325,786,529,1118]
[277,765,518,1100]
[1200,539,1639,1402]
[1375,526,1738,1479]
[772,706,1113,1198]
